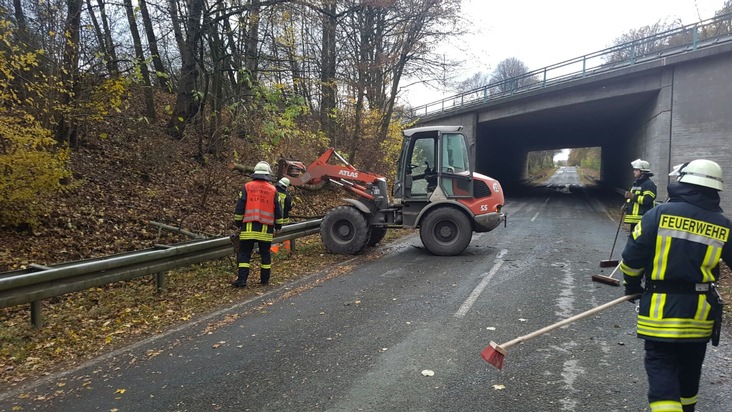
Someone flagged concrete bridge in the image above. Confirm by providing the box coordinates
[412,14,732,211]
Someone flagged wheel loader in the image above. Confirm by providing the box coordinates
[276,125,505,256]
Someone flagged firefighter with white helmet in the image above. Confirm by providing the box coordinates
[232,161,283,287]
[276,177,293,225]
[623,159,657,233]
[621,159,731,412]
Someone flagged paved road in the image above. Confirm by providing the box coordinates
[544,166,582,189]
[1,179,730,411]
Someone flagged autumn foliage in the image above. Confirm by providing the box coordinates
[0,21,72,227]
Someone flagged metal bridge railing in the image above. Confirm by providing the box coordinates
[409,12,732,119]
[0,219,322,327]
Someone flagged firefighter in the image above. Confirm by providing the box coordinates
[623,158,657,234]
[620,159,732,412]
[232,161,283,287]
[276,177,293,224]
[272,177,294,254]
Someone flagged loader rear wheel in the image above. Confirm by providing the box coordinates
[367,226,387,247]
[419,207,472,256]
[321,206,369,255]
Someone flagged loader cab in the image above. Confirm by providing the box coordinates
[394,125,473,202]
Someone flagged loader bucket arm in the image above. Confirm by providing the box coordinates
[278,148,386,202]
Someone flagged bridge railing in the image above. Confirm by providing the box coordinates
[409,12,732,119]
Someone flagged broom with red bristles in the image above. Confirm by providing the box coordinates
[481,294,641,370]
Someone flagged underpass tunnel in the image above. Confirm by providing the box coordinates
[474,91,661,197]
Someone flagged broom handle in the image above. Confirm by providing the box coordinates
[608,210,625,259]
[501,294,639,350]
[607,262,622,279]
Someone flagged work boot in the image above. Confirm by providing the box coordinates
[260,269,271,285]
[682,405,695,412]
[232,270,249,288]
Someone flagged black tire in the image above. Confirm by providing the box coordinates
[419,207,472,256]
[321,206,369,254]
[366,226,387,247]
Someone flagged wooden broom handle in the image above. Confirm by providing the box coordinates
[501,294,640,350]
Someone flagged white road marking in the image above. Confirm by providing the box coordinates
[454,250,507,318]
[530,197,552,222]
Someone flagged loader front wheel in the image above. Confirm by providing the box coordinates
[367,226,387,247]
[321,206,369,255]
[419,207,472,256]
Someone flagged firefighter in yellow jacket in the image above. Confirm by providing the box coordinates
[232,161,283,287]
[620,159,732,412]
[623,159,657,233]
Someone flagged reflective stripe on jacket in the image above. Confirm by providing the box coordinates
[621,200,732,342]
[239,222,275,242]
[624,176,657,224]
[276,188,292,224]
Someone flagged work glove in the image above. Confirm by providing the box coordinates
[229,230,241,253]
[624,282,643,303]
[624,191,633,199]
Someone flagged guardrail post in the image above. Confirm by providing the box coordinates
[630,42,636,64]
[31,300,43,328]
[156,272,167,293]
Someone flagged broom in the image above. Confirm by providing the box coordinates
[600,210,625,267]
[591,262,622,287]
[481,294,640,370]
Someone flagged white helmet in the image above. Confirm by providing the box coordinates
[676,159,724,191]
[252,161,273,180]
[630,159,651,172]
[277,177,290,188]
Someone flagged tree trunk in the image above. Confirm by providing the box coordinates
[96,0,119,75]
[139,0,170,91]
[320,0,337,146]
[55,0,82,147]
[85,0,115,76]
[241,0,261,105]
[123,0,156,120]
[12,0,27,32]
[166,0,204,139]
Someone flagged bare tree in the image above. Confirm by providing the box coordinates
[453,71,491,92]
[123,0,156,120]
[489,57,536,95]
[139,0,169,90]
[166,0,204,139]
[55,0,83,146]
[320,0,337,145]
[85,0,118,76]
[604,20,683,63]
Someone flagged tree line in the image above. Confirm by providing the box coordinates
[0,0,466,226]
[2,0,731,227]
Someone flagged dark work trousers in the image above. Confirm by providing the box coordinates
[236,239,272,285]
[644,340,707,412]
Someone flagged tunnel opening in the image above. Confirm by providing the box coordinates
[472,90,659,199]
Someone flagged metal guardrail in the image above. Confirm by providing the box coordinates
[410,12,732,119]
[0,219,322,327]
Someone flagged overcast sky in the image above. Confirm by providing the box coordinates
[399,0,729,107]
